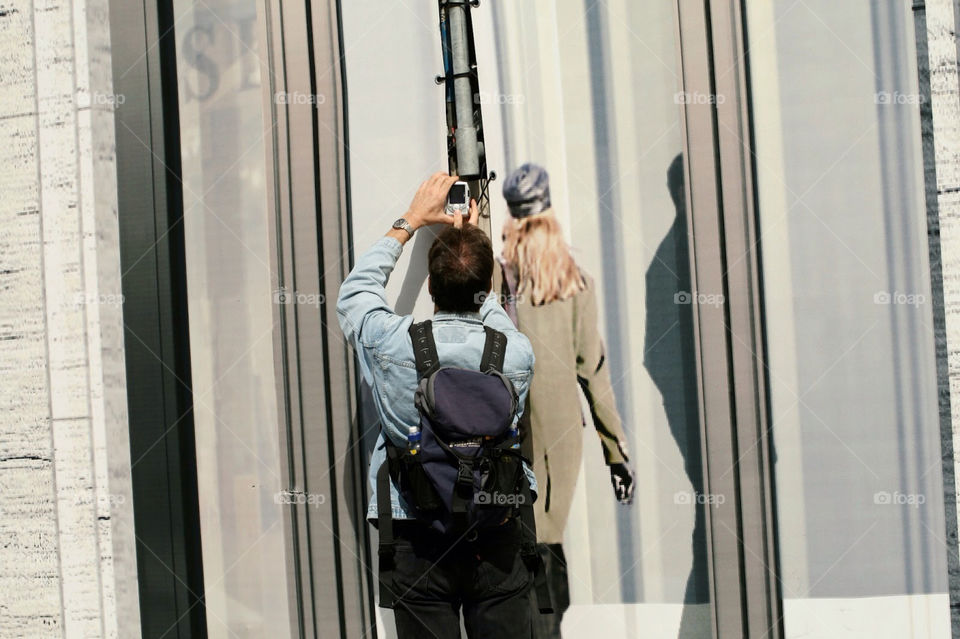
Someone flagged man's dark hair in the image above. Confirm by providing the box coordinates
[428,225,494,313]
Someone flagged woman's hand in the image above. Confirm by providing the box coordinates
[609,462,635,504]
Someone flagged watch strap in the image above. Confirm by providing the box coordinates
[392,218,414,237]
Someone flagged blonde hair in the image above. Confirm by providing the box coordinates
[501,209,585,306]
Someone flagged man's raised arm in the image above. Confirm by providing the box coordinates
[336,172,465,349]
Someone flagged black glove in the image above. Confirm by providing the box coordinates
[609,463,634,504]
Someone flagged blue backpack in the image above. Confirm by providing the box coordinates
[376,320,552,611]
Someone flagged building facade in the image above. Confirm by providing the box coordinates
[3,0,960,638]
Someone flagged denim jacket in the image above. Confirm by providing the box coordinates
[336,236,538,521]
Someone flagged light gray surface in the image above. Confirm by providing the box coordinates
[922,0,960,635]
[0,0,140,637]
[172,0,294,636]
[750,0,948,601]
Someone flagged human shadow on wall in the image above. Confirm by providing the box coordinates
[643,153,710,637]
[394,225,440,316]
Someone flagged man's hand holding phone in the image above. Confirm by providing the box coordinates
[389,173,480,244]
[451,198,479,229]
[404,173,478,230]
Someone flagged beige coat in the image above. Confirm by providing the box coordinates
[495,266,629,544]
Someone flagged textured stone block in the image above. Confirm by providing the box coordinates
[0,0,139,637]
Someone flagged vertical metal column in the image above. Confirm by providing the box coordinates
[109,0,207,636]
[259,0,372,637]
[674,1,783,636]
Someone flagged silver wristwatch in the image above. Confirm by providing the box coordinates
[392,218,415,238]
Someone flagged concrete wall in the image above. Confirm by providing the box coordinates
[0,0,139,637]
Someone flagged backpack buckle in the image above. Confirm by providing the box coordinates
[456,460,474,488]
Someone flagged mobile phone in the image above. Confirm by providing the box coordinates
[445,181,470,216]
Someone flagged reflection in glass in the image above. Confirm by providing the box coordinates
[173,1,292,637]
[748,0,949,635]
[341,1,712,636]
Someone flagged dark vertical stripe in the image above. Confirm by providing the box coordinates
[154,4,207,633]
[302,2,348,637]
[110,0,207,635]
[276,4,322,635]
[266,3,308,636]
[699,3,751,634]
[332,0,378,631]
[737,1,786,634]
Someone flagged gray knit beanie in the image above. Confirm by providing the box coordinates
[502,163,552,218]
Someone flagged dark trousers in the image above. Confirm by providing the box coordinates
[530,543,570,639]
[388,518,533,639]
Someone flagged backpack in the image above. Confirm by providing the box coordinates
[376,320,552,612]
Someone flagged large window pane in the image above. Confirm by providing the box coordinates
[747,1,949,636]
[173,1,293,636]
[340,1,711,636]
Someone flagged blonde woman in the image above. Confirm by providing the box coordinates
[495,163,634,638]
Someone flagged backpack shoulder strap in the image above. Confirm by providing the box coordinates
[377,442,402,609]
[409,320,440,378]
[480,325,507,373]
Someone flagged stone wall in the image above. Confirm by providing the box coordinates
[921,0,960,636]
[0,0,139,637]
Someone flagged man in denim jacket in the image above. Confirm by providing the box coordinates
[337,173,537,638]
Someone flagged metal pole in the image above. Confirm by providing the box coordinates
[446,3,480,178]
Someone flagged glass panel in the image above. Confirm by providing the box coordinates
[747,1,949,636]
[340,1,711,636]
[172,1,293,637]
